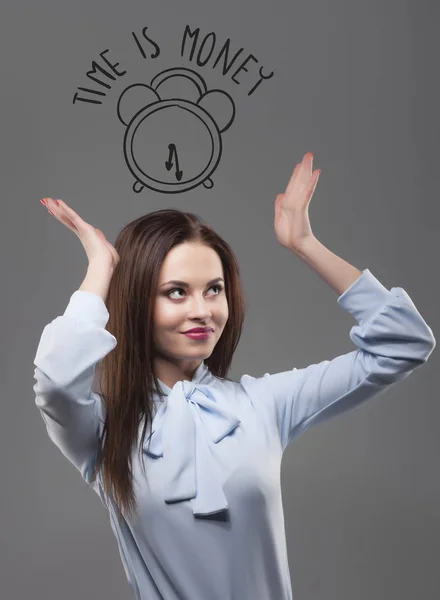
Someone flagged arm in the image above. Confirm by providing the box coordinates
[292,236,363,296]
[79,261,115,300]
[33,265,116,482]
[241,268,436,451]
[261,154,436,448]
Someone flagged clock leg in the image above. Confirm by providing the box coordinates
[133,180,145,193]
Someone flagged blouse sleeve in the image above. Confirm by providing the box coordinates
[241,269,436,451]
[32,291,117,482]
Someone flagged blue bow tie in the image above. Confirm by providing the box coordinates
[143,378,241,516]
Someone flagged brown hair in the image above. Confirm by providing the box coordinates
[90,208,247,521]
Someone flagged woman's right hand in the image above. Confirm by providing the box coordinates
[40,198,120,271]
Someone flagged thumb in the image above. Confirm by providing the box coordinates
[95,228,107,240]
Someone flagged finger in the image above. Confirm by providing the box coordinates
[303,152,313,174]
[309,169,320,195]
[50,203,78,231]
[274,194,283,225]
[42,198,72,226]
[44,199,86,236]
[284,163,301,195]
[54,199,92,234]
[55,199,85,225]
[300,154,315,190]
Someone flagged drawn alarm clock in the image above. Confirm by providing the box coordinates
[116,67,236,194]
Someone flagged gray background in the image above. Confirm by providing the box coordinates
[1,0,439,598]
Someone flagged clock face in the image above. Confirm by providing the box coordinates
[124,99,222,194]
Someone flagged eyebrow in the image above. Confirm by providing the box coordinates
[159,277,225,288]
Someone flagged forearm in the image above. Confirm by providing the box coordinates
[79,262,115,302]
[292,237,363,296]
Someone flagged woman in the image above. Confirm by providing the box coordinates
[33,152,435,600]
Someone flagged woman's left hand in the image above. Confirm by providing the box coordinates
[274,152,321,252]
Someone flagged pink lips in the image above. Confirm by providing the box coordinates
[183,330,213,339]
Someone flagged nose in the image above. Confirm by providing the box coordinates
[187,294,213,320]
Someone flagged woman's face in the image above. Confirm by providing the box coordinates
[152,242,229,385]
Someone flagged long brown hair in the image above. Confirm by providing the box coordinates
[90,208,247,521]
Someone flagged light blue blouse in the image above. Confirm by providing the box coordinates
[33,268,436,600]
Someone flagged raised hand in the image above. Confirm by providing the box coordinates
[40,198,120,270]
[274,152,321,252]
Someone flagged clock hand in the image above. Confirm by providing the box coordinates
[165,143,183,181]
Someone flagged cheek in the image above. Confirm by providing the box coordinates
[154,300,182,328]
[221,300,229,321]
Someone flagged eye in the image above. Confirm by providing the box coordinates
[166,284,224,300]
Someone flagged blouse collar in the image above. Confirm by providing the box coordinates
[143,362,241,516]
